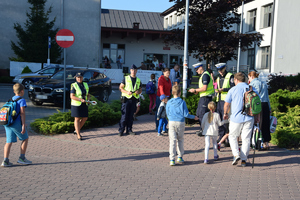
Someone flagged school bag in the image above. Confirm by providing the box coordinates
[146,81,156,94]
[250,123,263,168]
[242,86,262,116]
[0,97,22,126]
[270,116,277,133]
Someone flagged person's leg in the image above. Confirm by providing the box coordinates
[228,121,243,158]
[20,138,28,155]
[4,143,12,160]
[74,117,81,138]
[217,101,226,141]
[149,94,153,113]
[158,119,163,135]
[240,119,254,161]
[212,136,218,157]
[162,118,168,132]
[80,117,88,130]
[176,122,185,159]
[118,102,127,134]
[219,133,229,144]
[127,99,137,133]
[168,121,177,161]
[155,96,161,129]
[204,135,210,160]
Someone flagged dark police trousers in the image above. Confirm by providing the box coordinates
[196,96,212,130]
[119,98,137,133]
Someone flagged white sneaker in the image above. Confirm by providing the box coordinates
[1,161,13,167]
[17,158,32,165]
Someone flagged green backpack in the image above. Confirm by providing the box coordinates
[242,86,262,116]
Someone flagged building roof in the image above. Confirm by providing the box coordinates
[101,9,164,31]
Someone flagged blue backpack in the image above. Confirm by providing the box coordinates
[146,81,156,94]
[0,97,22,126]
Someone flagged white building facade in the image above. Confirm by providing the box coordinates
[162,0,300,74]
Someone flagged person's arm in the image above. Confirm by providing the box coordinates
[158,77,165,96]
[20,106,26,134]
[157,105,163,120]
[201,113,207,130]
[119,83,132,96]
[182,101,198,120]
[223,102,231,120]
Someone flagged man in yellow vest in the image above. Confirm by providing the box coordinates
[188,63,214,136]
[118,64,142,136]
[215,63,234,145]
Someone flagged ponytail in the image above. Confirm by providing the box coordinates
[207,101,216,123]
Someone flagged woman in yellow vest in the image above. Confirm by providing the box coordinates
[70,72,90,140]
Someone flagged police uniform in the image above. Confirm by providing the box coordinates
[193,63,214,135]
[70,74,89,118]
[118,65,142,136]
[215,63,234,141]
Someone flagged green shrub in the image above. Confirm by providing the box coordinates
[0,76,13,83]
[268,73,300,94]
[30,97,121,134]
[21,66,32,74]
[269,89,300,112]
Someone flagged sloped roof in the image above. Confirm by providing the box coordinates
[101,9,164,31]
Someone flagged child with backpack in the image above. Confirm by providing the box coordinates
[157,94,168,136]
[201,101,227,164]
[1,83,32,167]
[146,74,156,115]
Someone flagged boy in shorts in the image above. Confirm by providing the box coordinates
[1,83,32,167]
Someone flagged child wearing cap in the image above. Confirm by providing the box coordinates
[166,85,199,166]
[157,94,168,136]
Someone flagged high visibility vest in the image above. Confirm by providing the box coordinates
[199,71,214,97]
[71,82,89,106]
[216,72,233,102]
[122,75,141,99]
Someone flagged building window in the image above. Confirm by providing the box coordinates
[235,14,241,33]
[262,4,273,28]
[248,9,256,31]
[261,46,270,69]
[170,55,183,69]
[247,48,255,70]
[144,54,168,69]
[102,43,125,64]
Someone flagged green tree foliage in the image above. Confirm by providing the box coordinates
[268,73,300,94]
[166,0,263,62]
[21,66,32,74]
[10,0,62,63]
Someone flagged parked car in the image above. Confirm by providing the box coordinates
[13,65,71,89]
[28,68,112,106]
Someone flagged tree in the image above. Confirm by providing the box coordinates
[166,0,263,63]
[10,0,62,63]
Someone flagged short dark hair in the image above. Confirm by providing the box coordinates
[234,72,246,82]
[151,74,155,79]
[163,68,170,72]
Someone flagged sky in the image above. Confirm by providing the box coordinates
[101,0,175,13]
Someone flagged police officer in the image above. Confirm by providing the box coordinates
[118,64,142,136]
[188,63,214,136]
[215,63,235,143]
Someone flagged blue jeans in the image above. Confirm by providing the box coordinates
[155,96,161,129]
[158,118,168,134]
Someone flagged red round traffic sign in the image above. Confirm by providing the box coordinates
[55,29,75,48]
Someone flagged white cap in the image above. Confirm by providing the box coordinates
[192,63,204,69]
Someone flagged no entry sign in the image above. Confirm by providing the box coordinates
[55,29,75,48]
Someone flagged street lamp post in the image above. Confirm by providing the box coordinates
[237,0,244,73]
[182,0,190,98]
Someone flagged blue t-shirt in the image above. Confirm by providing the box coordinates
[12,95,27,122]
[225,82,259,123]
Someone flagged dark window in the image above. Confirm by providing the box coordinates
[248,9,256,31]
[262,4,273,28]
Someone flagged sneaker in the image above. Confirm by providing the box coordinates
[157,133,163,136]
[214,155,219,161]
[1,161,13,167]
[170,160,175,166]
[195,130,203,136]
[232,156,240,165]
[177,157,184,164]
[217,143,221,151]
[128,131,136,135]
[118,132,123,136]
[17,158,32,165]
[241,160,246,167]
[162,130,168,134]
[204,159,209,164]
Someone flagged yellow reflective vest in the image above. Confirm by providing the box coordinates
[122,75,141,99]
[71,82,89,106]
[198,71,214,97]
[216,72,233,102]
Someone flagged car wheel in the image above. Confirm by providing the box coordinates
[32,101,43,106]
[101,88,109,102]
[22,79,33,89]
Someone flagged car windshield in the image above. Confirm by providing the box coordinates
[51,70,78,80]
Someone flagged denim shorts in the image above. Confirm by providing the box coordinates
[4,121,28,143]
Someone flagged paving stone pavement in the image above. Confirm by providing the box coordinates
[0,114,299,200]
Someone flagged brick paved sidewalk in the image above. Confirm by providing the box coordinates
[0,114,299,200]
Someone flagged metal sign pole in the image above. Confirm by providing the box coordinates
[63,48,66,112]
[182,0,190,98]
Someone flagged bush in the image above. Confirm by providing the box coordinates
[0,76,13,83]
[269,89,300,112]
[21,66,32,74]
[30,96,121,134]
[268,73,300,94]
[271,105,300,149]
